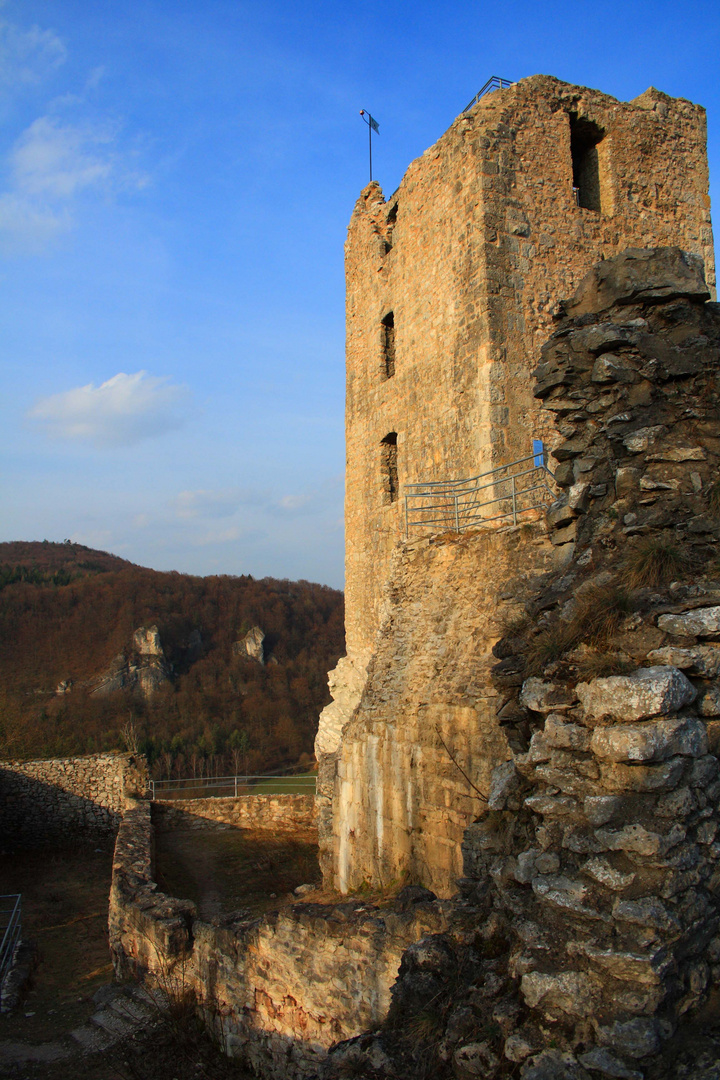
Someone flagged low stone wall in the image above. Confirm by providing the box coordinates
[152,793,316,833]
[0,753,148,848]
[109,798,449,1078]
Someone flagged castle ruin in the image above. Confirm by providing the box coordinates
[316,74,716,897]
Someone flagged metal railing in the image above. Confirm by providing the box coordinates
[404,443,557,538]
[150,774,317,801]
[0,895,21,983]
[463,76,513,113]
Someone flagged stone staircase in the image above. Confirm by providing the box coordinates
[70,982,164,1053]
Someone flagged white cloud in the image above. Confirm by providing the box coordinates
[11,116,113,197]
[0,114,138,252]
[0,189,70,250]
[28,371,192,447]
[0,20,67,89]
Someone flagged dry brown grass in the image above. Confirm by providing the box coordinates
[708,481,720,516]
[574,652,636,681]
[620,535,686,589]
[526,584,632,674]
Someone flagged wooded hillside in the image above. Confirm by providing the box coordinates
[0,542,344,778]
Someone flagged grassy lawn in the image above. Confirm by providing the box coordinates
[154,773,316,800]
[153,826,320,919]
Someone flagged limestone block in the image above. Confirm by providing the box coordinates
[521,970,599,1018]
[487,761,520,810]
[647,645,720,677]
[544,715,591,751]
[452,1041,500,1079]
[590,716,707,763]
[520,1050,591,1080]
[583,795,623,826]
[531,874,605,919]
[696,686,720,716]
[581,857,635,891]
[596,1017,663,1059]
[658,606,720,638]
[524,795,578,817]
[576,942,670,985]
[647,446,706,462]
[577,666,696,721]
[612,897,681,933]
[520,679,578,713]
[600,756,686,793]
[592,356,636,384]
[595,823,685,858]
[622,426,667,454]
[504,1034,534,1063]
[615,468,640,497]
[577,1048,643,1080]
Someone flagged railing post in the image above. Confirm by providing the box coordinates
[511,474,517,525]
[454,494,460,532]
[234,775,238,798]
[405,495,409,539]
[150,779,154,800]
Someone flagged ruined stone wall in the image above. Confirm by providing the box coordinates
[323,521,555,896]
[152,793,316,832]
[110,799,449,1079]
[458,249,720,1075]
[0,753,148,847]
[340,75,714,667]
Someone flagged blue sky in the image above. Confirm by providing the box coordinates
[1,0,718,588]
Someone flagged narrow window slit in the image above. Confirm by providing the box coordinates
[381,433,398,504]
[381,312,395,379]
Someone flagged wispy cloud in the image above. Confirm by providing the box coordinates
[12,116,114,197]
[0,114,146,252]
[0,19,67,90]
[270,476,343,517]
[0,17,148,253]
[174,488,268,520]
[28,371,192,447]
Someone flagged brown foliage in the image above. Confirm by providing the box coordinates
[0,543,344,774]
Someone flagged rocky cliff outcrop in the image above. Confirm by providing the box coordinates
[91,624,172,698]
[233,625,266,664]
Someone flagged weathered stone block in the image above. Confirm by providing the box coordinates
[590,716,707,763]
[647,646,720,677]
[658,606,720,638]
[596,1016,663,1059]
[520,679,578,713]
[577,666,696,721]
[521,970,599,1018]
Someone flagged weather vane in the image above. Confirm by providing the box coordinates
[359,110,379,184]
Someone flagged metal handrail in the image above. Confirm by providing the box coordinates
[463,76,513,113]
[405,445,557,537]
[150,774,317,800]
[0,895,21,983]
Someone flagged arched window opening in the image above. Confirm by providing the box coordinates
[381,312,396,379]
[381,433,398,504]
[570,114,605,212]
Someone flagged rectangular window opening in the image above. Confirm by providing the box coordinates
[570,114,605,213]
[381,433,398,504]
[381,312,395,379]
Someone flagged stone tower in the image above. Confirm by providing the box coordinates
[315,74,715,890]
